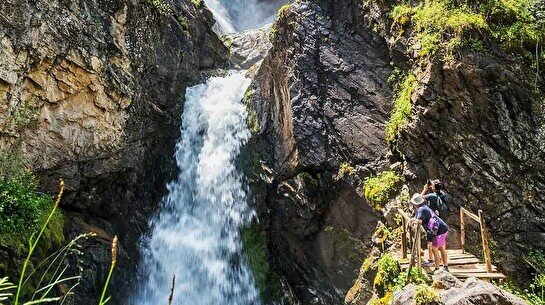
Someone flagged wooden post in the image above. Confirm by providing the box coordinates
[416,225,422,270]
[402,216,407,259]
[460,208,465,254]
[478,210,493,273]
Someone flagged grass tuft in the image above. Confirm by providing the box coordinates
[385,73,417,143]
[363,171,404,211]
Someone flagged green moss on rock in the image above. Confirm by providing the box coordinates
[240,223,281,301]
[385,73,417,144]
[363,171,404,211]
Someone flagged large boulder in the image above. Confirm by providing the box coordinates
[442,277,527,305]
[392,277,527,305]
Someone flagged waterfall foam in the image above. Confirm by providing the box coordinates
[132,72,260,305]
[204,0,286,33]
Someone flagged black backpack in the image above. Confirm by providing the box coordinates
[436,192,449,215]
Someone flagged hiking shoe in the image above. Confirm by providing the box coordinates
[443,266,450,272]
[422,260,435,267]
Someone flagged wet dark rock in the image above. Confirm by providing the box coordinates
[0,0,227,303]
[244,0,393,303]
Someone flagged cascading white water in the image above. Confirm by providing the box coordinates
[204,0,286,33]
[132,72,260,305]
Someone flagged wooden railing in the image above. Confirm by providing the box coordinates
[399,206,493,274]
[399,209,424,270]
[460,207,493,272]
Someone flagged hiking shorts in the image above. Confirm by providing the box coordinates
[432,232,448,248]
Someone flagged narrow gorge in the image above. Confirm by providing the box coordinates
[0,0,543,305]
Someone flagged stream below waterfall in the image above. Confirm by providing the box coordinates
[131,1,284,304]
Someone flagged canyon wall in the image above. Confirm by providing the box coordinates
[0,0,227,302]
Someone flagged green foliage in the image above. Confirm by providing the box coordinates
[394,268,429,290]
[241,224,281,301]
[1,99,39,133]
[368,292,393,305]
[414,284,441,305]
[0,170,63,241]
[487,0,545,54]
[373,253,401,296]
[191,0,203,9]
[499,251,545,305]
[391,0,487,59]
[269,3,292,42]
[178,15,189,33]
[247,112,260,134]
[0,277,16,302]
[145,0,172,15]
[297,172,318,187]
[338,162,355,178]
[526,250,545,273]
[364,171,404,210]
[245,89,255,101]
[373,222,391,251]
[269,25,279,42]
[390,0,545,65]
[277,3,292,17]
[385,73,417,143]
[0,144,29,183]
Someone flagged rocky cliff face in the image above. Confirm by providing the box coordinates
[247,0,544,304]
[244,0,395,303]
[0,0,227,302]
[366,0,545,285]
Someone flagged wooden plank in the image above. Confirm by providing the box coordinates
[453,272,506,279]
[401,257,480,266]
[479,210,493,273]
[422,251,475,260]
[460,208,466,253]
[402,217,407,259]
[461,207,480,222]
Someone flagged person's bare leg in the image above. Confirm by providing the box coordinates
[440,244,448,267]
[428,242,433,261]
[432,247,440,269]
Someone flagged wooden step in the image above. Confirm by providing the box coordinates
[452,272,506,279]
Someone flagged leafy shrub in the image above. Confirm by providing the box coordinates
[338,162,355,178]
[414,284,441,305]
[373,253,401,296]
[364,171,404,210]
[191,0,203,9]
[394,268,429,290]
[368,292,393,305]
[385,73,417,143]
[0,171,59,235]
[486,0,545,54]
[390,0,545,63]
[178,15,189,33]
[391,0,487,59]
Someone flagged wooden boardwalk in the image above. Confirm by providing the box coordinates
[394,207,506,280]
[394,249,506,279]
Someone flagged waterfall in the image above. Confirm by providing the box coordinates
[132,72,260,305]
[204,0,286,33]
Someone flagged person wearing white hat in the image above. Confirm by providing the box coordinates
[408,193,449,271]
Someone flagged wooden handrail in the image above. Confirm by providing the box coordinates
[399,209,425,260]
[460,207,479,222]
[460,206,493,272]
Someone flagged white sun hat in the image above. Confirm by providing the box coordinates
[410,193,425,206]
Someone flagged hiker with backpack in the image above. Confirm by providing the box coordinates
[408,193,449,272]
[421,179,448,217]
